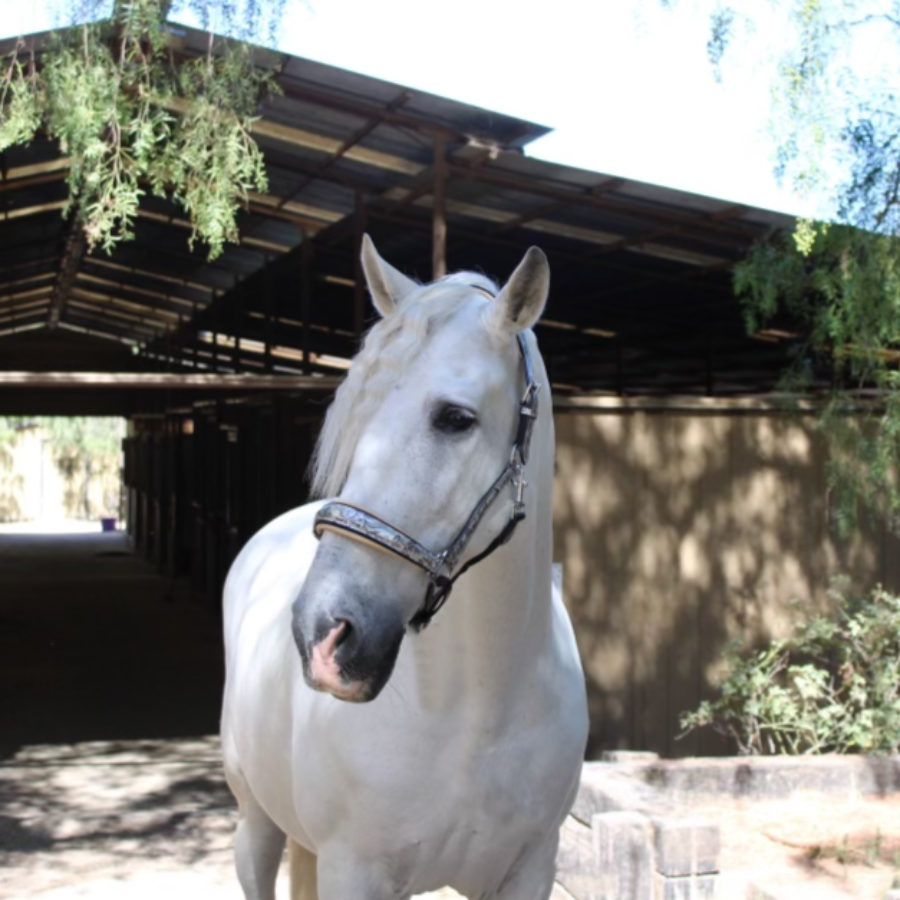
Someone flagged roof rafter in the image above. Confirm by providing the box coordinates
[48,220,85,329]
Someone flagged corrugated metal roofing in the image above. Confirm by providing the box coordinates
[0,22,801,397]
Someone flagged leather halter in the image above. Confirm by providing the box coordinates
[313,325,540,631]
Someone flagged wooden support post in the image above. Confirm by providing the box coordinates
[176,314,184,369]
[353,193,366,340]
[432,136,447,280]
[264,254,273,374]
[706,333,715,397]
[232,276,241,374]
[616,338,625,397]
[192,297,198,369]
[211,290,219,374]
[301,235,312,375]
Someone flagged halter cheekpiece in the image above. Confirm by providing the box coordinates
[313,314,540,631]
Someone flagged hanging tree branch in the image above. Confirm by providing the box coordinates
[660,0,900,535]
[0,0,282,259]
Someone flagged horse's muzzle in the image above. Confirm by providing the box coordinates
[306,620,368,701]
[292,601,405,703]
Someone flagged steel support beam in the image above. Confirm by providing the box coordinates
[301,237,313,374]
[432,137,447,280]
[353,195,367,339]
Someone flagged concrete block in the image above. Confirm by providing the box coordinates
[635,755,900,803]
[556,815,597,900]
[652,818,720,877]
[572,764,675,824]
[551,881,578,900]
[652,872,717,900]
[858,756,900,796]
[601,751,661,764]
[593,810,654,900]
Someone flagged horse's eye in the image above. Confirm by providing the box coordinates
[432,405,477,435]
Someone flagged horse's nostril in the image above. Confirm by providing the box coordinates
[333,617,353,648]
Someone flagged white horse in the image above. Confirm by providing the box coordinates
[221,237,588,900]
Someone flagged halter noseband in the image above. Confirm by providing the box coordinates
[313,328,540,631]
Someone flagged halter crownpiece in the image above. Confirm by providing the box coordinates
[313,329,540,630]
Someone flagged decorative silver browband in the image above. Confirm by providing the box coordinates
[313,330,540,630]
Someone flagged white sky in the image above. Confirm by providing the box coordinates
[0,0,824,215]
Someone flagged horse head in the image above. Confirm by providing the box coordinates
[291,236,550,702]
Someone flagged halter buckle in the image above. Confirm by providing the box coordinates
[511,462,527,520]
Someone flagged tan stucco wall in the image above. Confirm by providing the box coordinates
[552,410,900,758]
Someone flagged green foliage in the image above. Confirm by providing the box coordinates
[38,417,121,460]
[706,6,736,79]
[659,1,900,534]
[737,222,900,532]
[0,0,277,257]
[1,417,122,519]
[170,0,295,47]
[679,582,900,755]
[0,416,120,459]
[161,50,271,254]
[0,417,25,449]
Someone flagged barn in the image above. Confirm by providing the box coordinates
[1,22,896,763]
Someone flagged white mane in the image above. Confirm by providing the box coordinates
[310,271,499,498]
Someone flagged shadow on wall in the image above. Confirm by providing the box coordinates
[552,411,900,759]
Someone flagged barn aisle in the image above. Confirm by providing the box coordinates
[0,530,224,753]
[0,531,240,899]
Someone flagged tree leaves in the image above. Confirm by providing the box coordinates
[737,221,900,531]
[679,2,900,535]
[0,0,273,258]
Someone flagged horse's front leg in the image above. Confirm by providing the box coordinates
[234,796,287,900]
[493,834,560,900]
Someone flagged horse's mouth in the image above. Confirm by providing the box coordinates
[304,627,376,702]
[304,663,373,702]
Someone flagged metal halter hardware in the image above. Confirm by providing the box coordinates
[313,330,540,630]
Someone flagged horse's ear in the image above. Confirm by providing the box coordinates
[361,234,418,317]
[489,246,550,334]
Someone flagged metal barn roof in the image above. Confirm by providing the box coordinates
[0,23,800,411]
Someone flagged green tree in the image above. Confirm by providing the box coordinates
[0,416,120,519]
[38,417,121,518]
[0,0,299,258]
[660,1,900,533]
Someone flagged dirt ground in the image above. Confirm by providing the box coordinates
[4,737,899,900]
[696,791,900,899]
[2,529,898,899]
[0,736,471,900]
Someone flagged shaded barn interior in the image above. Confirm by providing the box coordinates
[2,24,866,758]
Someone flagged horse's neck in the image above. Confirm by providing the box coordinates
[409,405,555,721]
